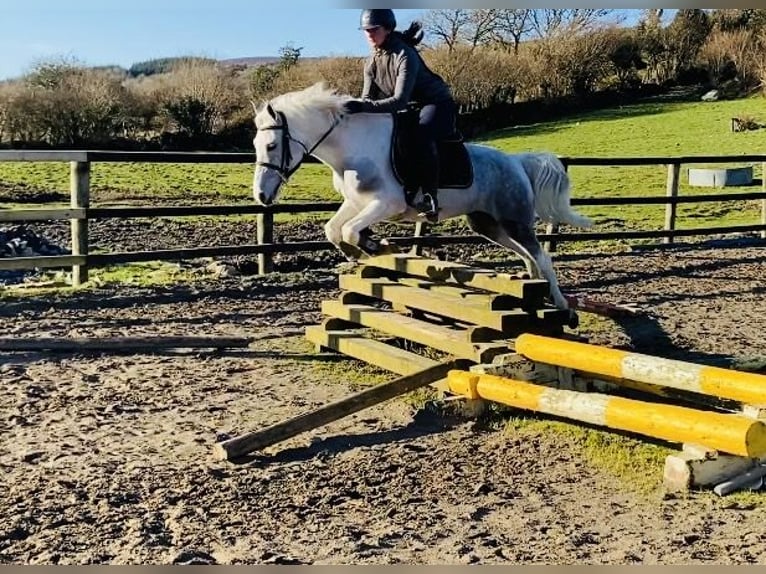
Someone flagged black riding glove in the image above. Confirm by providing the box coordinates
[342,100,366,115]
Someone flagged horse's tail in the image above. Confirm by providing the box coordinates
[524,153,593,228]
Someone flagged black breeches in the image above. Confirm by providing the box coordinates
[415,100,457,193]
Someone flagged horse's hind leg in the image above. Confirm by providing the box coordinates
[501,220,570,312]
[466,213,570,312]
[465,212,542,279]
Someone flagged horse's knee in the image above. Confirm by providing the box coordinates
[340,223,360,246]
[324,220,342,245]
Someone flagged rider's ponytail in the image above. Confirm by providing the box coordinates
[396,21,424,47]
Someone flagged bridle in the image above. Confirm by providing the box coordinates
[255,105,340,183]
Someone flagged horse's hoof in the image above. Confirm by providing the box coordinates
[377,239,400,255]
[566,310,580,329]
[358,236,382,256]
[334,261,359,274]
[339,241,366,260]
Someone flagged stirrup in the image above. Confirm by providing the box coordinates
[415,194,438,220]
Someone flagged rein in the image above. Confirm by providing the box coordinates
[256,109,340,183]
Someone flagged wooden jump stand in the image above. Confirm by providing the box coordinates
[214,253,573,461]
[451,335,766,495]
[217,253,766,495]
[305,253,573,374]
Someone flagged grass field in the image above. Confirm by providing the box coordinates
[487,96,766,232]
[1,94,764,236]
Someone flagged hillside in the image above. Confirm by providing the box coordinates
[218,56,327,68]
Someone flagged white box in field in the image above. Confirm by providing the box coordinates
[688,166,753,187]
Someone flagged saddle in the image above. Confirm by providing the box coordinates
[390,107,474,200]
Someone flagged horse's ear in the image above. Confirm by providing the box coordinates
[252,100,271,123]
[265,102,277,119]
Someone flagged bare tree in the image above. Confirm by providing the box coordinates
[160,60,241,138]
[423,9,502,51]
[490,9,533,54]
[640,8,665,28]
[0,82,20,143]
[637,9,674,84]
[699,28,762,87]
[425,45,519,111]
[422,9,474,52]
[529,9,615,38]
[464,9,500,48]
[666,8,712,75]
[314,57,365,96]
[710,9,766,32]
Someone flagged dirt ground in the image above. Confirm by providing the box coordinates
[1,210,765,564]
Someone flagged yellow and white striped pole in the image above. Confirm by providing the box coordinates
[447,370,766,458]
[515,333,766,405]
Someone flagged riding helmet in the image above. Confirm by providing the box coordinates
[360,9,396,31]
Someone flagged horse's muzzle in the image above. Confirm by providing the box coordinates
[258,192,273,206]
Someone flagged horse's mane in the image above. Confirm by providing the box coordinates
[268,82,350,124]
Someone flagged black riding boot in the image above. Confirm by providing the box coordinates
[414,140,439,221]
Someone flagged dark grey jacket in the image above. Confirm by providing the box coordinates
[360,34,453,113]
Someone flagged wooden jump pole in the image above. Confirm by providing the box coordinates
[0,336,252,352]
[448,371,766,458]
[213,359,470,461]
[514,333,766,405]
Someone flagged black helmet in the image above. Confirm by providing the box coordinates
[360,9,396,31]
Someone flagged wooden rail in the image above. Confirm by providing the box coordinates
[1,151,765,285]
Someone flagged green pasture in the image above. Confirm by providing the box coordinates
[0,160,332,204]
[488,96,766,234]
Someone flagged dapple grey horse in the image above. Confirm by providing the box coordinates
[252,82,592,311]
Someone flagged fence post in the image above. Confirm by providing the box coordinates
[411,221,428,255]
[544,162,566,253]
[70,161,90,285]
[664,163,680,244]
[257,211,273,275]
[544,222,559,253]
[762,162,766,240]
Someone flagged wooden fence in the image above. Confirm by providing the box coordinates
[1,150,765,286]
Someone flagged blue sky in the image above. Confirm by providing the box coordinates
[0,2,649,81]
[0,0,427,80]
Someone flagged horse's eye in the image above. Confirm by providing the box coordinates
[266,143,277,151]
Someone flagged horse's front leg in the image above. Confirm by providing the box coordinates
[325,199,364,262]
[341,196,407,257]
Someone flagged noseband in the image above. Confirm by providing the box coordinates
[256,108,340,183]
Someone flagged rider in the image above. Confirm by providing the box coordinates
[342,9,458,220]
